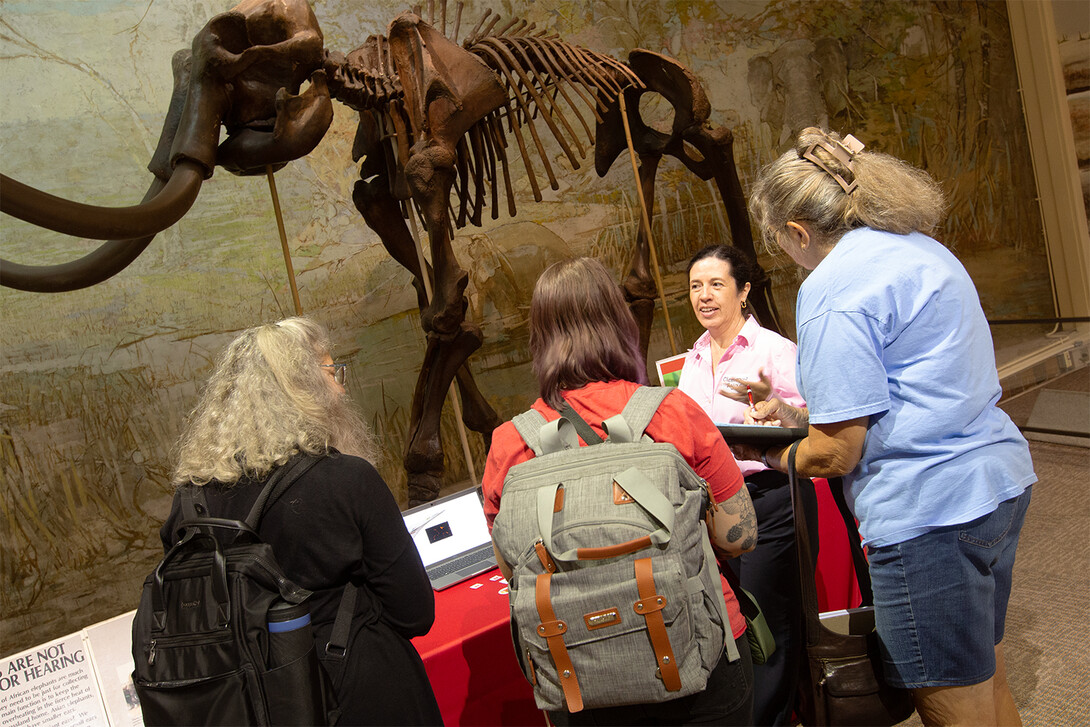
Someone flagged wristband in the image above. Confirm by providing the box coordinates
[760,449,771,469]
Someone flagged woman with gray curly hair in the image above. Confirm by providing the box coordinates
[739,128,1035,726]
[161,317,442,726]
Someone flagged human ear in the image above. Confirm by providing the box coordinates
[785,221,811,249]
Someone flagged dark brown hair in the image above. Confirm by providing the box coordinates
[686,244,758,288]
[529,257,647,409]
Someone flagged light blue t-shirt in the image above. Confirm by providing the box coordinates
[796,228,1036,547]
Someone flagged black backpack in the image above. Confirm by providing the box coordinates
[131,455,356,726]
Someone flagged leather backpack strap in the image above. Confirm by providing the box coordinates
[633,557,682,692]
[535,572,584,712]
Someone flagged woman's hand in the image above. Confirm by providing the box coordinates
[728,442,766,464]
[719,369,773,404]
[745,397,806,428]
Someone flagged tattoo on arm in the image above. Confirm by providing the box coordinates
[726,495,757,550]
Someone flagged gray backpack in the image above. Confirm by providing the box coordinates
[491,386,739,713]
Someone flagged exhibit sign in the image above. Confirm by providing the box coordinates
[0,611,142,727]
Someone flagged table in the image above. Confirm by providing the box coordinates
[412,570,542,727]
[413,479,861,726]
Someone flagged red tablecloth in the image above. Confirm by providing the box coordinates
[413,479,861,726]
[412,571,542,727]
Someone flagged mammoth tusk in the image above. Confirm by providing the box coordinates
[0,167,205,292]
[0,160,205,241]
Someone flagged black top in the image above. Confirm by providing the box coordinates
[161,453,442,726]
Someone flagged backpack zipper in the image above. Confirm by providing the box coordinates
[511,445,704,487]
[147,628,233,665]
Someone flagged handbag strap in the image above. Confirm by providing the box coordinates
[787,441,826,643]
[789,442,877,641]
[826,476,874,606]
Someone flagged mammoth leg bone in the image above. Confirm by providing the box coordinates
[352,109,500,506]
[625,152,664,358]
[378,12,506,502]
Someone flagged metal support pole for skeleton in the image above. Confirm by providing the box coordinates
[617,94,678,356]
[266,166,303,316]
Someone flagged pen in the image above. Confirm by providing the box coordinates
[746,385,755,408]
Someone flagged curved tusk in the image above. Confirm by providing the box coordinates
[0,237,158,293]
[2,171,189,292]
[0,160,205,241]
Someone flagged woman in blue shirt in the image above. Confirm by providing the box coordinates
[738,127,1036,727]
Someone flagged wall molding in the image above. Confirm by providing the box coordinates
[1006,0,1090,328]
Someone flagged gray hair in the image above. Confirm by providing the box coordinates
[172,317,378,487]
[749,127,947,251]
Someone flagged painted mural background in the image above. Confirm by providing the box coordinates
[1,0,1053,655]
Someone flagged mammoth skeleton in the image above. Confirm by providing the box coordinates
[1,0,778,505]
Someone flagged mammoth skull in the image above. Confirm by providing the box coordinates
[0,0,333,292]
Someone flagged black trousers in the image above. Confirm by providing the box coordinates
[547,635,754,726]
[726,469,819,726]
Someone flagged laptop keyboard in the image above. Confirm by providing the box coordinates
[427,546,494,578]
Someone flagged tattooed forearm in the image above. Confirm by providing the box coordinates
[708,486,758,556]
[726,494,757,551]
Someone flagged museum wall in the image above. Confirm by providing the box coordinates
[0,0,1056,655]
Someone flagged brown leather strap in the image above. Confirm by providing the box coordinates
[535,573,583,712]
[535,540,558,573]
[576,535,653,560]
[633,557,681,691]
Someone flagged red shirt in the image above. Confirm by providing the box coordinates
[482,380,747,638]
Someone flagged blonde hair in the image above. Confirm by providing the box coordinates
[749,127,947,250]
[529,257,647,410]
[172,317,378,486]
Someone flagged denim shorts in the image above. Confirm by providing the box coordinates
[866,487,1032,689]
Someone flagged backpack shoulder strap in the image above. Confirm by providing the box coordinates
[245,454,324,529]
[179,484,207,522]
[325,583,358,660]
[512,409,550,456]
[604,386,672,443]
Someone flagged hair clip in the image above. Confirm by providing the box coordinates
[801,133,865,193]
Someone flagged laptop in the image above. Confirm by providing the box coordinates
[402,486,498,590]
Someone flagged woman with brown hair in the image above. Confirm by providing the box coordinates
[677,243,815,726]
[482,257,758,726]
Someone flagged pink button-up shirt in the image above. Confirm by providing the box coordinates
[677,316,807,476]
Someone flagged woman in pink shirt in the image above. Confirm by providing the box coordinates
[677,244,817,727]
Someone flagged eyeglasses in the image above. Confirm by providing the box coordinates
[320,362,348,387]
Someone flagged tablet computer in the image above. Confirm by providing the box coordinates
[716,424,807,445]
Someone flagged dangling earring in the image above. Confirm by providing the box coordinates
[741,299,748,310]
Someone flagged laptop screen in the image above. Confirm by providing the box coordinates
[402,487,492,568]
